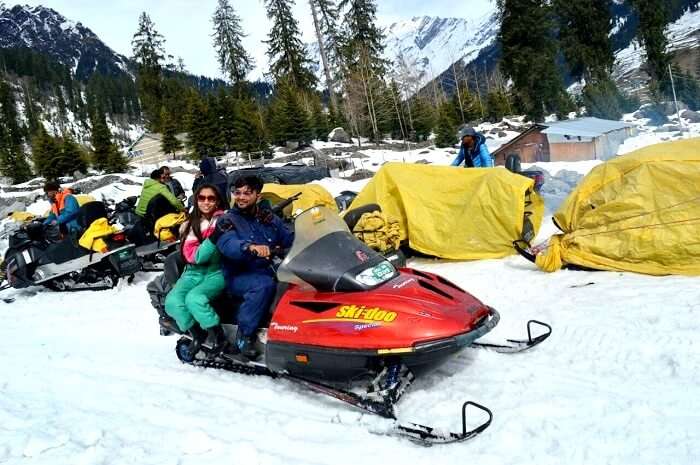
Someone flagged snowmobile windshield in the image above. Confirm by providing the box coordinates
[277,206,398,292]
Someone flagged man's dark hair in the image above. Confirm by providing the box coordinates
[233,175,263,193]
[160,165,170,172]
[43,181,60,192]
[150,168,163,180]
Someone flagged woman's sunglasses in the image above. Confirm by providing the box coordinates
[197,195,218,203]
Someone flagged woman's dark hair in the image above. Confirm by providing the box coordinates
[180,183,225,261]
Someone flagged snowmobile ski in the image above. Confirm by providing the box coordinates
[176,339,492,446]
[470,320,552,353]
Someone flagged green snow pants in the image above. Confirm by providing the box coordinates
[164,269,225,331]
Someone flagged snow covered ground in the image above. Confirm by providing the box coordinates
[1,250,699,464]
[1,118,699,464]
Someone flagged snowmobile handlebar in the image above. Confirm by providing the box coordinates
[271,192,302,215]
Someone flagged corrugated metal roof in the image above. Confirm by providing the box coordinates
[542,117,635,138]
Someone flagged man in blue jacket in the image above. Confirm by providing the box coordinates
[43,181,81,236]
[451,127,494,168]
[212,175,293,359]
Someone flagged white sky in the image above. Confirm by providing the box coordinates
[15,0,494,81]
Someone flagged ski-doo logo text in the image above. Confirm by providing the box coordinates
[270,322,299,333]
[336,305,398,322]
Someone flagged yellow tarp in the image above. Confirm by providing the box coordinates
[536,138,700,275]
[348,163,543,260]
[262,183,338,217]
[79,217,119,252]
[155,212,186,242]
[8,211,36,222]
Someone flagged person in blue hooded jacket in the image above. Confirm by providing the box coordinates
[213,175,293,359]
[451,127,494,168]
[192,157,229,205]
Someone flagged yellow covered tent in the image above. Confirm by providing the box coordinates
[261,183,338,217]
[535,138,700,275]
[348,163,543,260]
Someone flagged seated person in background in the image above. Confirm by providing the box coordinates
[135,168,185,218]
[43,181,80,236]
[161,165,186,202]
[215,175,294,359]
[164,184,228,352]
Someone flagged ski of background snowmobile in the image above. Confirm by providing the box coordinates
[470,320,551,353]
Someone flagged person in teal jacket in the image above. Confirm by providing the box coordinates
[164,184,227,352]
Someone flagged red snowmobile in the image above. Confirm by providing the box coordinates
[149,206,551,445]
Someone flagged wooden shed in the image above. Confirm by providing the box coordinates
[493,118,637,164]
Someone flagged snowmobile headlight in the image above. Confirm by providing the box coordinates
[356,262,395,286]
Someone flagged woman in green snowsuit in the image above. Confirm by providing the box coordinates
[165,183,227,349]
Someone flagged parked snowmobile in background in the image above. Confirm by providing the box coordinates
[110,196,180,271]
[1,202,140,292]
[148,206,551,445]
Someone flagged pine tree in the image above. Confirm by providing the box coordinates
[434,101,458,148]
[554,0,615,83]
[486,90,512,122]
[630,0,671,94]
[310,97,330,142]
[60,135,89,176]
[31,129,62,179]
[184,93,218,159]
[410,97,435,142]
[212,0,254,85]
[264,0,317,91]
[0,81,32,183]
[497,0,569,121]
[160,107,183,156]
[269,80,313,146]
[131,12,166,130]
[338,0,387,75]
[92,114,129,173]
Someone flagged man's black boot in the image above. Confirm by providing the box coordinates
[234,329,260,360]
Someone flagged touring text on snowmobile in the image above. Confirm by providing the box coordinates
[149,206,551,445]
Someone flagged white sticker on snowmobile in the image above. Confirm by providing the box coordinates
[270,322,299,333]
[392,278,416,289]
[22,250,32,264]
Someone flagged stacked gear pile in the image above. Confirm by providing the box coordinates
[349,163,543,260]
[351,210,402,254]
[534,138,700,275]
[154,212,187,242]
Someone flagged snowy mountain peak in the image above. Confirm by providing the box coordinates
[0,3,130,79]
[384,13,498,87]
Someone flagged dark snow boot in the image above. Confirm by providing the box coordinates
[206,325,228,354]
[188,325,208,355]
[233,329,259,360]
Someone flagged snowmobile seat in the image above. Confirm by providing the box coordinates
[41,234,88,265]
[77,201,110,232]
[144,194,180,237]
